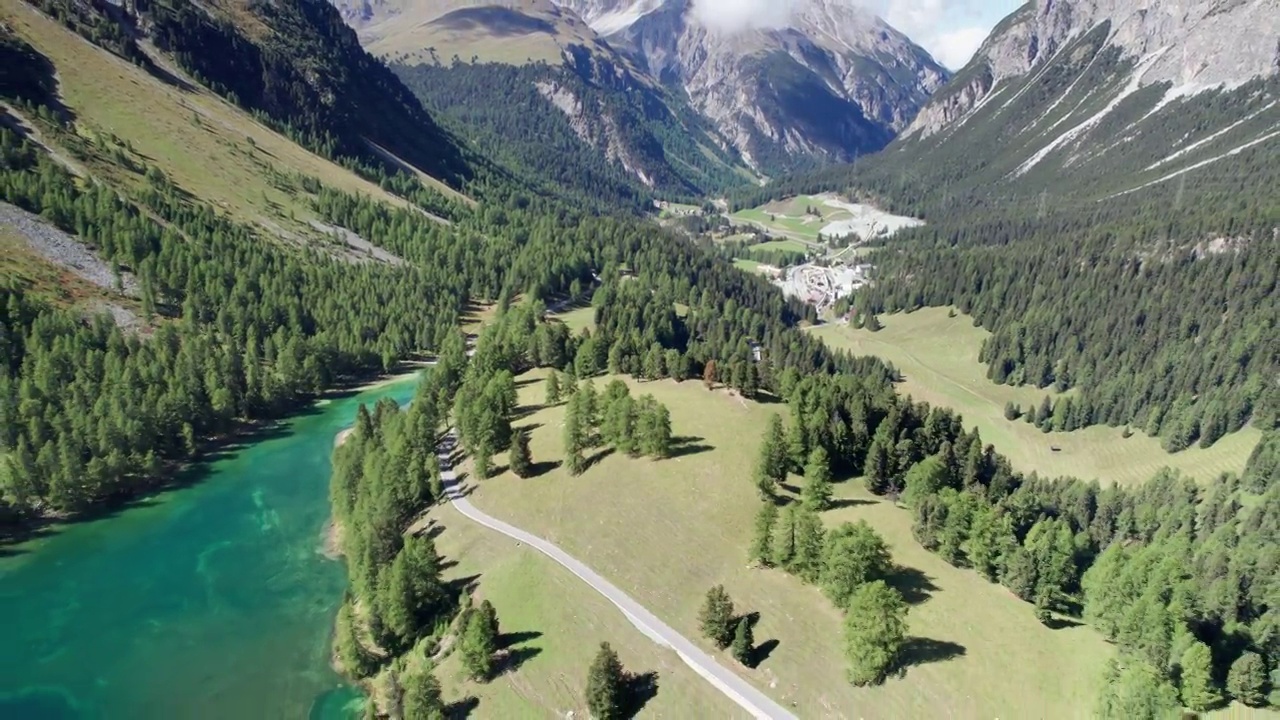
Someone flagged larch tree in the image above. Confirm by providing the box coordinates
[401,664,446,719]
[545,371,562,405]
[750,501,779,566]
[791,505,827,582]
[703,359,718,390]
[1179,641,1222,711]
[586,642,626,720]
[460,602,498,681]
[509,430,532,478]
[1226,651,1267,707]
[731,617,754,666]
[820,521,893,608]
[698,585,736,648]
[802,446,834,511]
[770,503,797,568]
[843,581,908,686]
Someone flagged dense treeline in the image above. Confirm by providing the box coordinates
[862,214,1279,451]
[329,349,464,706]
[743,366,1280,714]
[0,126,475,519]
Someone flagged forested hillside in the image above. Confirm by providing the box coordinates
[725,24,1279,456]
[394,54,750,209]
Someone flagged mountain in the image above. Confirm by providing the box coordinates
[558,0,949,173]
[730,0,1278,459]
[886,0,1280,201]
[330,0,948,190]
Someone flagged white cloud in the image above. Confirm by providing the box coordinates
[861,0,1020,69]
[929,26,990,69]
[690,0,797,34]
[687,0,1019,68]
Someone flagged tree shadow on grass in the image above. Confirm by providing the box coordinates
[511,405,545,422]
[498,630,543,650]
[886,566,939,605]
[667,442,714,459]
[494,646,542,677]
[527,460,562,478]
[446,574,482,602]
[622,671,660,718]
[751,639,780,668]
[895,637,966,676]
[1044,616,1084,630]
[445,695,480,719]
[585,446,616,470]
[828,497,877,510]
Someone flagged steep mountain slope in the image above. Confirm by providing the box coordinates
[888,0,1280,201]
[560,0,950,173]
[331,0,754,201]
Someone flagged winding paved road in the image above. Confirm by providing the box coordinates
[437,433,798,720]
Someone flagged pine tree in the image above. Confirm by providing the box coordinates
[760,414,789,483]
[509,430,532,478]
[843,581,908,686]
[791,506,826,582]
[473,439,492,480]
[698,585,736,648]
[770,503,797,567]
[750,501,778,565]
[820,521,892,608]
[586,642,626,720]
[1179,641,1222,711]
[731,617,754,666]
[401,665,446,720]
[545,371,562,405]
[564,392,587,476]
[802,446,834,511]
[1226,651,1267,707]
[460,601,498,681]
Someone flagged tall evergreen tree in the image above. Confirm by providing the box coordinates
[770,504,797,568]
[698,585,736,648]
[1226,652,1268,707]
[509,430,532,478]
[750,501,779,566]
[401,664,446,720]
[586,642,626,720]
[731,617,754,666]
[820,521,893,608]
[545,371,562,405]
[843,581,908,686]
[1179,641,1222,711]
[802,446,834,512]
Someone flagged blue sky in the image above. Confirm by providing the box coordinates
[870,0,1026,69]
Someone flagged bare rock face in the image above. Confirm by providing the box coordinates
[556,0,949,172]
[907,0,1280,139]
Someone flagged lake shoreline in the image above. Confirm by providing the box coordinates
[1,366,424,551]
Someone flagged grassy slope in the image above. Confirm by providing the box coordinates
[421,502,744,718]
[731,194,848,243]
[811,308,1260,487]
[1,0,415,231]
[467,369,1111,718]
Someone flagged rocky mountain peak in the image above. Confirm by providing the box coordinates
[556,0,950,172]
[908,0,1280,139]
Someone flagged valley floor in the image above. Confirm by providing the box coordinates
[462,369,1111,718]
[810,308,1260,487]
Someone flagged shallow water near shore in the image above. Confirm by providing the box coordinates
[0,376,419,719]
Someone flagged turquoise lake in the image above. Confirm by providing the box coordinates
[0,376,419,719]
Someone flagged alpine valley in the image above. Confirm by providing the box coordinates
[1,0,1278,719]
